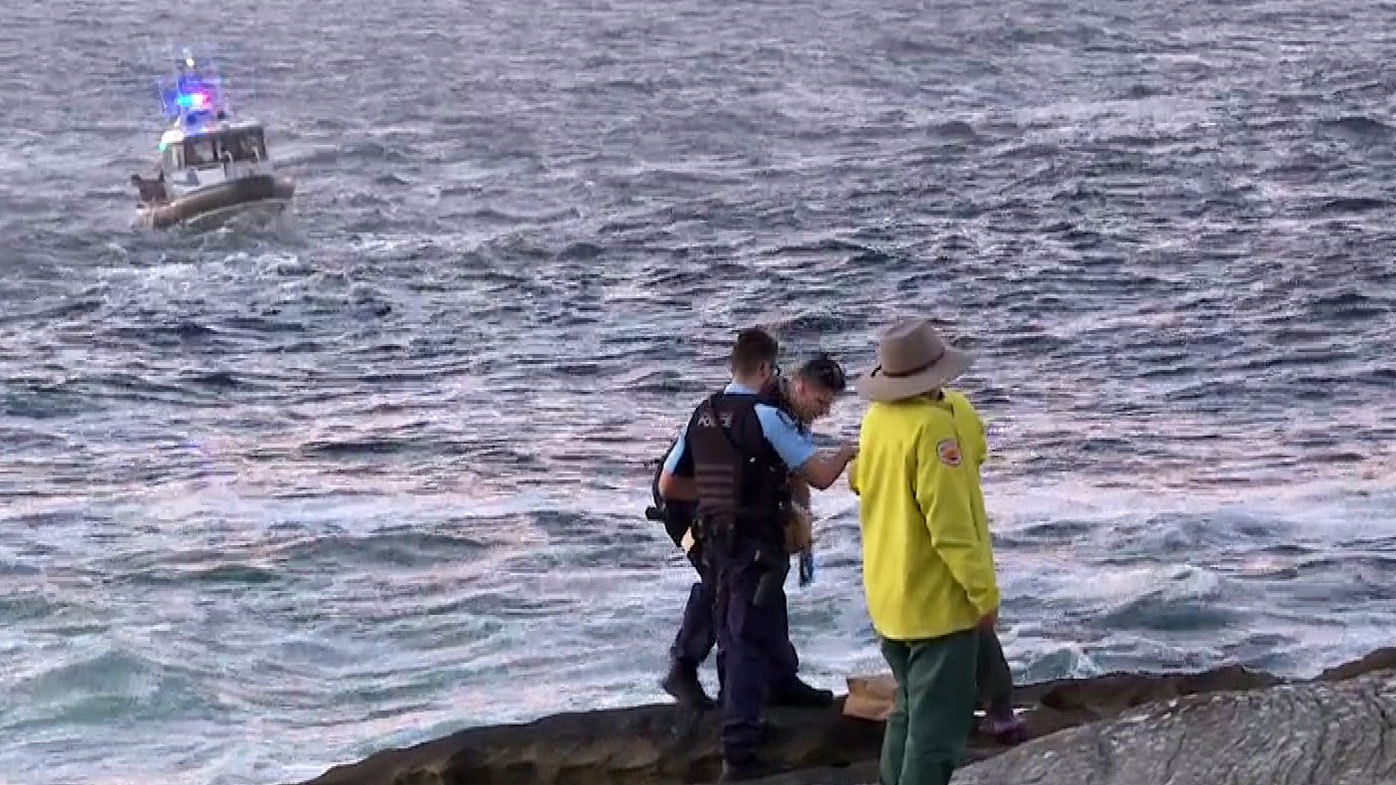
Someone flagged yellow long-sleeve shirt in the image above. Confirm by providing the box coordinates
[849,389,1000,641]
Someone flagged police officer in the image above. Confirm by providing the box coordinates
[652,353,850,713]
[657,328,857,782]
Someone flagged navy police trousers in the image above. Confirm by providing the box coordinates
[710,539,787,763]
[670,544,800,687]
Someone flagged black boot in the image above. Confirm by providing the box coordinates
[718,756,792,783]
[661,659,717,710]
[767,677,833,708]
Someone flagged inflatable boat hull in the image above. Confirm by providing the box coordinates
[141,174,295,230]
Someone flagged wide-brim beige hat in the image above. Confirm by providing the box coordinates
[854,318,973,402]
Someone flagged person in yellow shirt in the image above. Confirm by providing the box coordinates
[847,318,1000,785]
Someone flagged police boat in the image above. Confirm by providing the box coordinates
[131,51,294,231]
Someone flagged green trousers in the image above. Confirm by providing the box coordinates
[879,628,980,785]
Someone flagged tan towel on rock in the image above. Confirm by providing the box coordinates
[843,674,898,721]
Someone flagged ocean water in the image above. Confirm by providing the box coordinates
[2,0,1395,783]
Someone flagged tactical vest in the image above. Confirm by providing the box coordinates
[684,390,789,544]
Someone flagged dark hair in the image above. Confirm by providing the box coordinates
[730,327,779,374]
[796,353,847,393]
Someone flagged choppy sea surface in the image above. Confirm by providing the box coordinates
[2,0,1395,782]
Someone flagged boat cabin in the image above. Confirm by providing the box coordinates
[156,119,277,192]
[161,123,269,171]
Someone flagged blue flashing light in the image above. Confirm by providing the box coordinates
[155,52,230,121]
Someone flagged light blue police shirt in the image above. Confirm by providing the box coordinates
[661,381,815,475]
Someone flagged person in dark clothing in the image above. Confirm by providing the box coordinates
[130,171,169,205]
[975,626,1028,743]
[655,328,857,782]
[650,352,850,713]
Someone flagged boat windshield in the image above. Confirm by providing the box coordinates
[180,136,219,168]
[172,128,268,169]
[220,128,268,163]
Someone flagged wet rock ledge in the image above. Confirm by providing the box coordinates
[286,648,1396,785]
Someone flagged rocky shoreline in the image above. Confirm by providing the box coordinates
[286,648,1396,785]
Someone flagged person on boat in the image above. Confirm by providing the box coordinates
[847,318,1001,785]
[654,327,857,782]
[130,172,169,205]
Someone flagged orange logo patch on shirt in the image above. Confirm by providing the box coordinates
[937,438,962,466]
